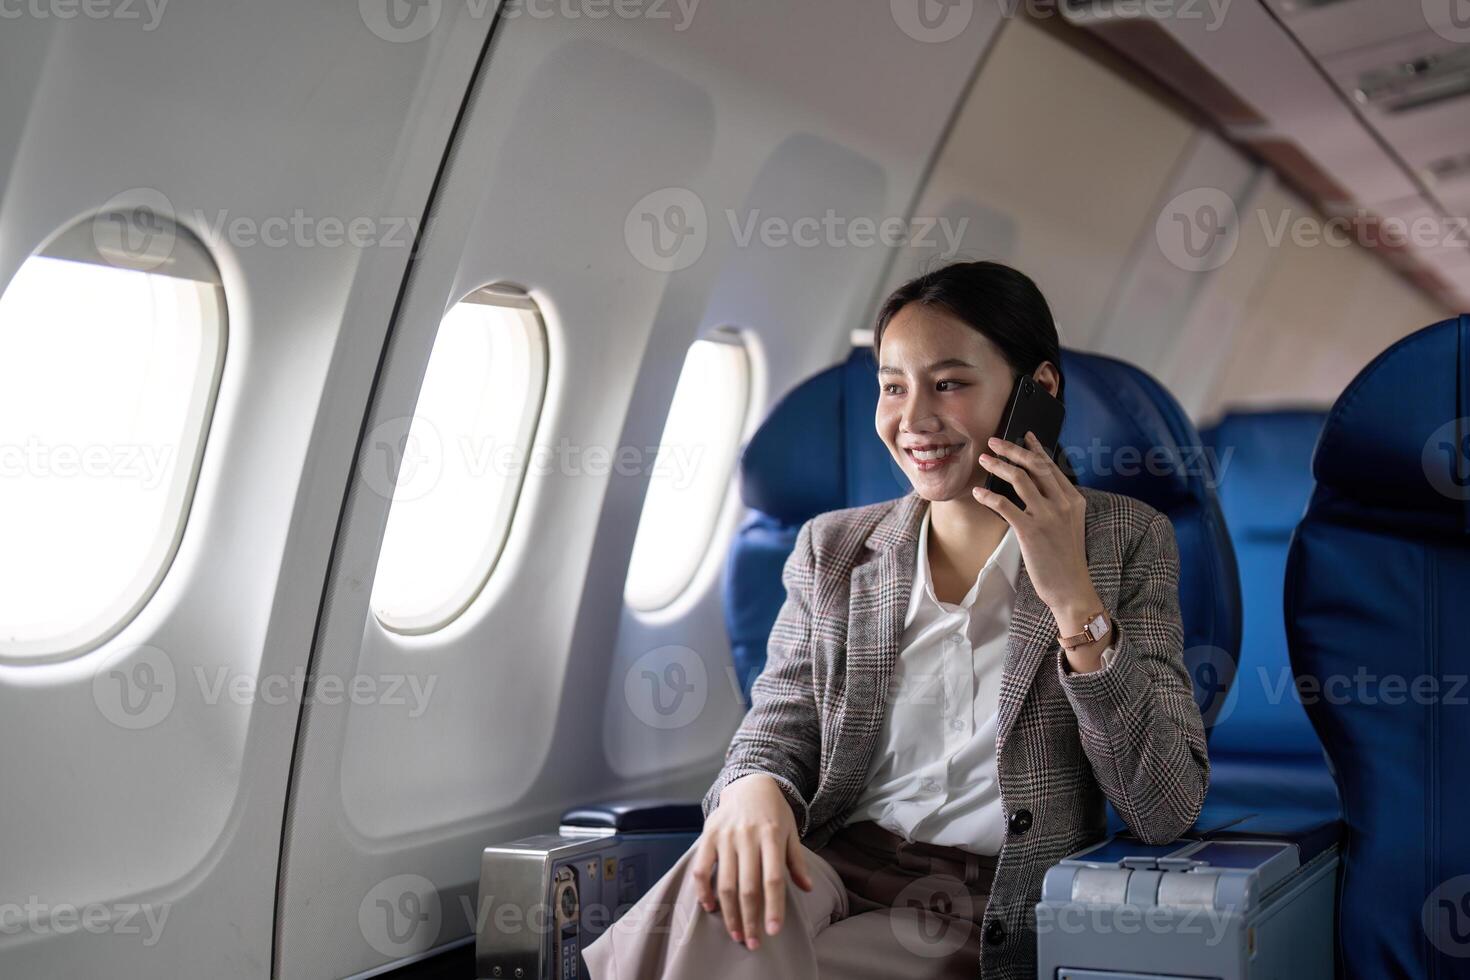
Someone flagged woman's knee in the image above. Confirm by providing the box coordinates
[772,843,847,934]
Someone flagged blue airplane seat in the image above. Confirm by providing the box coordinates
[1199,410,1341,829]
[723,346,907,701]
[1057,349,1242,738]
[1285,314,1470,978]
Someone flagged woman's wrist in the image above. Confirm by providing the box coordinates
[1050,584,1111,674]
[1049,588,1105,635]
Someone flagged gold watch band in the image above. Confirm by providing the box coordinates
[1059,611,1109,650]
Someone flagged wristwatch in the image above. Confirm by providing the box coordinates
[1059,611,1110,650]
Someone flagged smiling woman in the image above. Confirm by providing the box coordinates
[875,267,1073,505]
[582,261,1208,980]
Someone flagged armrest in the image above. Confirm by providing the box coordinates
[479,800,702,980]
[1035,816,1341,980]
[1188,806,1343,864]
[559,798,704,834]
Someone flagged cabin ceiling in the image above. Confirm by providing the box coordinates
[1061,0,1470,311]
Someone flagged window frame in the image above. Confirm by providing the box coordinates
[0,210,228,663]
[370,283,550,636]
[623,326,755,613]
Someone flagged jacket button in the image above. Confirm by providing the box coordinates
[984,919,1007,946]
[1008,808,1033,836]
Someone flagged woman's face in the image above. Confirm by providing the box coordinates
[875,302,1048,502]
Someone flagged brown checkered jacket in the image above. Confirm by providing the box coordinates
[702,485,1209,980]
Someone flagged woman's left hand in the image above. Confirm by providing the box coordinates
[973,431,1102,632]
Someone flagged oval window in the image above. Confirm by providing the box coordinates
[624,330,752,611]
[371,286,549,634]
[0,211,226,661]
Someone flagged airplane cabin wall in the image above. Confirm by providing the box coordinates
[1208,186,1448,414]
[0,7,488,980]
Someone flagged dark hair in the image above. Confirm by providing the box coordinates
[873,260,1065,404]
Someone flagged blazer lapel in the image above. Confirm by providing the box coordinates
[995,565,1059,753]
[997,496,1120,751]
[828,490,925,796]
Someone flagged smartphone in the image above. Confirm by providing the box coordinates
[983,373,1065,511]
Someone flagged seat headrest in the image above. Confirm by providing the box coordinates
[740,347,906,523]
[1204,410,1328,536]
[1057,348,1241,735]
[1058,349,1205,513]
[1310,314,1470,535]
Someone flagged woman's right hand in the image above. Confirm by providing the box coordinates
[689,772,814,950]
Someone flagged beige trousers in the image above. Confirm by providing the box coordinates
[581,821,996,980]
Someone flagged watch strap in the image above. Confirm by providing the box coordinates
[1059,611,1109,650]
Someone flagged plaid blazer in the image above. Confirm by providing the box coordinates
[702,485,1209,980]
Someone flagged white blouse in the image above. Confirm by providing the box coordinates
[841,499,1112,855]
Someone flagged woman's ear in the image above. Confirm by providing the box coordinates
[1033,360,1061,399]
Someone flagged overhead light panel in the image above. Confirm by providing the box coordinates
[1355,48,1470,114]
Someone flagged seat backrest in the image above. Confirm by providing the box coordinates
[1057,349,1242,735]
[1199,410,1340,825]
[726,346,1243,722]
[1285,315,1470,978]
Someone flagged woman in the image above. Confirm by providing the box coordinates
[583,261,1209,980]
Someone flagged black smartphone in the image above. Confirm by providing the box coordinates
[983,373,1066,511]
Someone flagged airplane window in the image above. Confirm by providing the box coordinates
[624,330,752,612]
[0,212,226,662]
[371,286,547,634]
